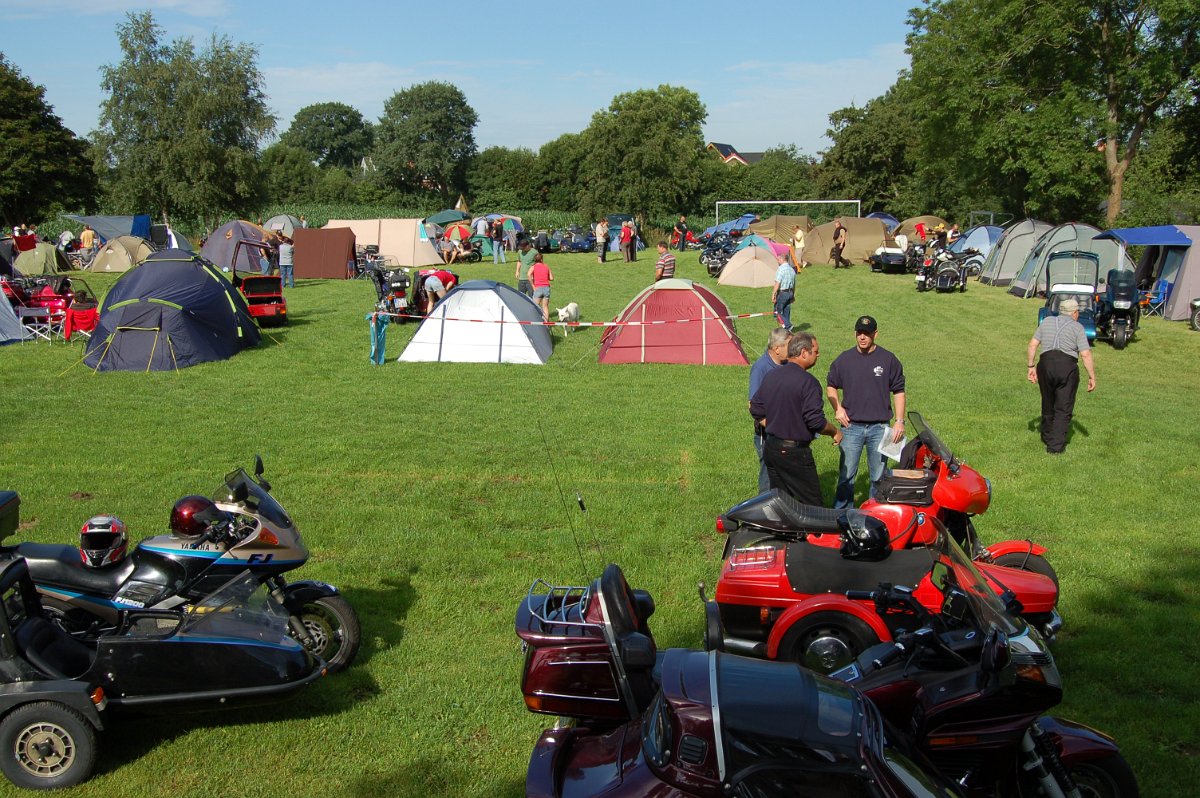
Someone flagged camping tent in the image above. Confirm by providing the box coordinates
[748,215,812,244]
[425,209,470,226]
[83,249,260,372]
[201,220,273,274]
[949,225,1002,260]
[598,279,748,365]
[398,280,552,364]
[293,228,356,279]
[894,215,947,242]
[324,218,443,268]
[865,212,900,231]
[1007,223,1132,298]
[0,295,30,344]
[718,247,782,288]
[264,214,302,238]
[87,236,154,273]
[702,213,758,239]
[1096,225,1200,321]
[977,219,1052,286]
[805,218,889,265]
[13,242,72,275]
[735,234,775,251]
[62,214,151,243]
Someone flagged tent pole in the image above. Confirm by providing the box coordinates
[498,304,505,363]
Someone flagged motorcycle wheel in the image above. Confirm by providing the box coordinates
[993,552,1060,589]
[0,702,96,790]
[778,612,877,674]
[1191,306,1200,332]
[1066,753,1140,798]
[298,596,361,673]
[1113,322,1129,350]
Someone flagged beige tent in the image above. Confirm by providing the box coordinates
[87,235,154,273]
[894,215,947,243]
[718,246,783,288]
[748,215,812,245]
[806,217,889,265]
[324,218,442,268]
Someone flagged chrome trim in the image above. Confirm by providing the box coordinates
[708,650,726,782]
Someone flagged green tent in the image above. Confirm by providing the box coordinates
[470,235,493,256]
[426,209,470,226]
[14,242,72,275]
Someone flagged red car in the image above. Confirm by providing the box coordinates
[237,275,288,326]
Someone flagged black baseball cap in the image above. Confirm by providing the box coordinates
[854,315,878,334]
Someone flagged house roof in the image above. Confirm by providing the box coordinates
[706,142,761,165]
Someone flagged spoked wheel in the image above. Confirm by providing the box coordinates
[993,552,1060,589]
[1066,754,1140,798]
[0,702,97,790]
[1191,306,1200,332]
[297,596,361,673]
[778,612,878,674]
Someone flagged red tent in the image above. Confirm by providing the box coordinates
[294,227,356,279]
[598,278,748,365]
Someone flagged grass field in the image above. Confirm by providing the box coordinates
[1,250,1198,797]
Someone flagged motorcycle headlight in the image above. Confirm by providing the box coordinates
[1113,300,1132,309]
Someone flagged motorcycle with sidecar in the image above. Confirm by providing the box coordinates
[1037,251,1100,342]
[1094,268,1140,349]
[0,557,323,790]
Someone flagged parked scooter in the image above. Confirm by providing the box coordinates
[3,458,360,672]
[825,547,1137,797]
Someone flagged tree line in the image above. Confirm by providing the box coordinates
[2,5,1197,233]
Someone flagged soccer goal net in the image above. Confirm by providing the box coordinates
[714,199,861,228]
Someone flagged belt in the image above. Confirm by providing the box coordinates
[766,433,810,446]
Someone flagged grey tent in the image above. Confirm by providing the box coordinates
[0,295,30,345]
[201,220,273,274]
[264,214,302,238]
[1008,223,1132,298]
[1096,225,1200,322]
[977,219,1052,286]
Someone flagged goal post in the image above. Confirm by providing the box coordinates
[714,199,861,228]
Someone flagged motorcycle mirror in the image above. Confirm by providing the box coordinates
[981,628,1011,673]
[232,483,249,503]
[254,455,265,477]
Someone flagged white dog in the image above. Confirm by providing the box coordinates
[555,302,580,332]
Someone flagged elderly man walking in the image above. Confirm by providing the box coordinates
[1027,298,1096,453]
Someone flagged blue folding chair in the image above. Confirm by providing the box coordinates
[1141,278,1170,317]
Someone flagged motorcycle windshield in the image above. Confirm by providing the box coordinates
[216,469,292,529]
[907,412,953,464]
[928,519,1020,636]
[178,571,298,646]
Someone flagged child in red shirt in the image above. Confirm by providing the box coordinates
[529,253,553,322]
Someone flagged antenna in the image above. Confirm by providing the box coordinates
[536,419,603,577]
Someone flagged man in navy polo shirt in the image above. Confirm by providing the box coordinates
[751,332,842,506]
[749,327,793,492]
[825,315,906,509]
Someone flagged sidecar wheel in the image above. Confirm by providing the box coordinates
[779,612,877,674]
[1066,753,1140,798]
[993,552,1060,589]
[298,596,361,673]
[0,702,97,790]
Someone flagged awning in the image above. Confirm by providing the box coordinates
[1094,226,1193,247]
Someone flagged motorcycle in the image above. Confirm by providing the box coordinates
[712,510,1057,673]
[700,234,737,277]
[516,564,965,798]
[720,412,1059,585]
[930,247,978,292]
[0,557,324,790]
[1094,268,1140,350]
[823,532,1137,797]
[3,458,360,672]
[915,250,936,291]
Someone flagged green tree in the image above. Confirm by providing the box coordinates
[577,85,707,220]
[92,11,274,227]
[907,0,1200,224]
[467,146,540,208]
[260,143,320,205]
[536,133,587,210]
[0,55,97,227]
[281,102,373,169]
[372,81,478,202]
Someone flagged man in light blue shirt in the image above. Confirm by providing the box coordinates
[771,257,798,330]
[749,327,793,492]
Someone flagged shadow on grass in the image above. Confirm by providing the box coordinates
[1023,417,1090,443]
[343,567,419,667]
[351,757,524,798]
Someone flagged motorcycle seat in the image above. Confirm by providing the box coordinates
[16,542,136,594]
[785,542,936,596]
[725,490,844,534]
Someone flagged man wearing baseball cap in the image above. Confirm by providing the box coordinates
[1027,298,1096,453]
[825,315,907,508]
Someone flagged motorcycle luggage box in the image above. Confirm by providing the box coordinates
[0,491,18,542]
[876,469,936,506]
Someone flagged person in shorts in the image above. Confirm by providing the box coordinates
[516,240,536,296]
[529,253,553,322]
[423,272,448,313]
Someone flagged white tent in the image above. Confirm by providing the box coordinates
[0,296,31,345]
[398,280,553,364]
[324,218,442,268]
[718,246,781,288]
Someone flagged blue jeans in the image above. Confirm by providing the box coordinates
[774,289,794,330]
[493,242,506,264]
[754,430,770,493]
[280,264,294,288]
[834,422,889,509]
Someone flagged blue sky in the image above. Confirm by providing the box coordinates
[3,0,912,158]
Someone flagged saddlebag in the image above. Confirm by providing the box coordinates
[0,491,18,543]
[876,469,936,506]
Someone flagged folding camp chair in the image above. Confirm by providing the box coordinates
[63,305,98,341]
[1141,278,1170,317]
[18,306,55,342]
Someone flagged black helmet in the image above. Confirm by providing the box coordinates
[80,516,128,568]
[169,495,226,538]
[840,512,890,561]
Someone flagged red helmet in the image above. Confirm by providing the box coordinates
[80,516,128,568]
[169,495,226,538]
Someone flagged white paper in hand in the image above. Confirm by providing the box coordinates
[878,435,906,462]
